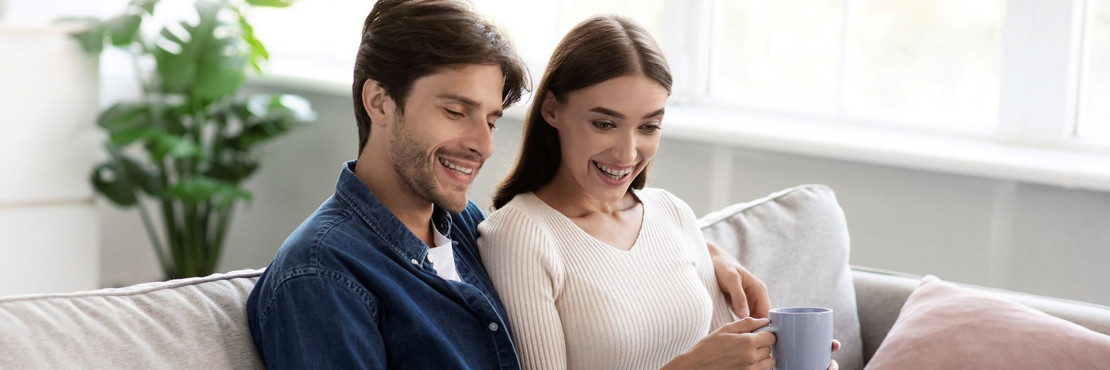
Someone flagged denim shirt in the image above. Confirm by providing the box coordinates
[247,160,519,369]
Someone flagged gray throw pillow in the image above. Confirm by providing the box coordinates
[699,184,864,370]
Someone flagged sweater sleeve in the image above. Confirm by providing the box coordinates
[478,206,567,370]
[658,189,735,331]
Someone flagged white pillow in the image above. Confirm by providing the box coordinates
[699,184,864,370]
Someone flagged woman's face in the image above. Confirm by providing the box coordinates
[542,74,668,204]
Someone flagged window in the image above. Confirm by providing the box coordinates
[711,0,1006,131]
[473,0,665,66]
[1077,0,1110,142]
[247,0,665,83]
[248,1,371,81]
[245,0,1110,160]
[712,0,844,114]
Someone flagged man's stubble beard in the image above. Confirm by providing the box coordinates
[389,113,470,213]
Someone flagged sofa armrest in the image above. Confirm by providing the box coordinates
[850,267,917,363]
[851,266,1110,363]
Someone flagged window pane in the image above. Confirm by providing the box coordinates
[844,0,1006,130]
[712,0,845,112]
[478,0,666,66]
[1077,0,1110,142]
[473,1,562,66]
[249,1,370,65]
[561,0,666,42]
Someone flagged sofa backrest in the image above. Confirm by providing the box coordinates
[0,269,265,369]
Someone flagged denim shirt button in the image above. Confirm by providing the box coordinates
[488,322,499,332]
[410,258,419,266]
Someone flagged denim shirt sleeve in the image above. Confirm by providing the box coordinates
[255,270,385,370]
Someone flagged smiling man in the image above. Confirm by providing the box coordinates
[246,0,769,369]
[246,1,527,368]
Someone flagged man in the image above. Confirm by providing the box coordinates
[246,0,772,368]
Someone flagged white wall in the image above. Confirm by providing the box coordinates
[96,86,1110,307]
[0,25,100,296]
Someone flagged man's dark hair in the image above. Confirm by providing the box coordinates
[352,0,529,154]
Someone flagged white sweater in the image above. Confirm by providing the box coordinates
[478,188,732,370]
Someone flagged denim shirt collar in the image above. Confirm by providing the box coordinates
[334,160,452,264]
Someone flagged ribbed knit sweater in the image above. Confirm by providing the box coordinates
[478,188,732,370]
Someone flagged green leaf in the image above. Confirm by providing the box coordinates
[68,20,107,54]
[246,0,295,8]
[132,0,159,14]
[97,101,152,131]
[238,118,291,148]
[149,133,202,161]
[91,162,138,206]
[205,152,259,183]
[237,10,269,72]
[109,125,163,147]
[152,22,198,94]
[153,1,249,100]
[107,14,142,46]
[166,177,250,209]
[117,153,164,197]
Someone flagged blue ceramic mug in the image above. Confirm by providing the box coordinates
[753,307,834,370]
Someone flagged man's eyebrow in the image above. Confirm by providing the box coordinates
[588,107,666,120]
[438,94,503,118]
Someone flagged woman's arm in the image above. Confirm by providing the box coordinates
[478,208,567,370]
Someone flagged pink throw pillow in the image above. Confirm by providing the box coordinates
[865,275,1110,370]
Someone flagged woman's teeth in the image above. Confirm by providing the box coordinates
[594,161,632,180]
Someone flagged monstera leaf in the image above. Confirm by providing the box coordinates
[153,0,249,100]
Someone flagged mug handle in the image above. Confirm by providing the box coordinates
[752,325,777,334]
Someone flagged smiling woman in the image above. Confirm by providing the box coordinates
[477,15,807,370]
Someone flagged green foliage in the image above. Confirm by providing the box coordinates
[70,0,314,279]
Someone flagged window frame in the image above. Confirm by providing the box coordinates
[246,0,1110,193]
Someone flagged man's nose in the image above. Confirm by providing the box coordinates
[464,118,494,160]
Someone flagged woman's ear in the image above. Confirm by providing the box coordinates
[362,79,394,127]
[540,91,559,128]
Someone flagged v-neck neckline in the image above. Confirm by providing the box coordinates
[525,190,648,254]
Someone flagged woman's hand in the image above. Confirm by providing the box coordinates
[706,241,771,318]
[661,317,776,370]
[827,340,841,370]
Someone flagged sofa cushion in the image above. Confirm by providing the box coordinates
[864,275,1110,370]
[699,184,864,370]
[0,269,265,369]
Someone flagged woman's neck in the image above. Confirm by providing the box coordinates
[534,169,637,219]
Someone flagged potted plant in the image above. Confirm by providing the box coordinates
[69,0,314,279]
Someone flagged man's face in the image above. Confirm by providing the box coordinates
[387,64,504,213]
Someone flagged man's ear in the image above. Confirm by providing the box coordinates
[362,79,393,127]
[540,91,562,128]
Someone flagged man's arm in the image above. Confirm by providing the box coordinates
[706,241,771,318]
[254,274,386,369]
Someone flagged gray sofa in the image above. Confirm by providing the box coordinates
[2,267,1109,369]
[4,185,1109,369]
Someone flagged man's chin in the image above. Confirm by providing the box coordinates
[434,193,469,214]
[438,201,468,214]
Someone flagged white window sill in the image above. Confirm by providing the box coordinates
[251,66,1110,193]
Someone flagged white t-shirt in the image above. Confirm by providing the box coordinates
[427,222,461,282]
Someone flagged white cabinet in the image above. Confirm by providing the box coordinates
[0,24,100,295]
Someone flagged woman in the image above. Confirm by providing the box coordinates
[478,15,823,370]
